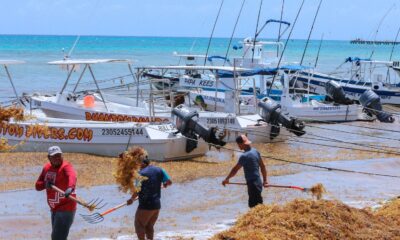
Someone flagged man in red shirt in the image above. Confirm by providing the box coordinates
[35,146,77,240]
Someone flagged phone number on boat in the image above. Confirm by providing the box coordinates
[101,128,144,136]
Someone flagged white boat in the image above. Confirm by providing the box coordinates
[0,60,209,160]
[278,72,362,122]
[294,58,400,105]
[1,116,207,160]
[29,61,304,142]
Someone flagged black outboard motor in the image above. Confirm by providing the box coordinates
[258,98,306,139]
[172,106,226,153]
[359,90,394,123]
[325,80,353,104]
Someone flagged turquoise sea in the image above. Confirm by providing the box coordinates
[0,35,399,102]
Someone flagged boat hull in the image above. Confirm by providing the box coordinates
[0,118,207,161]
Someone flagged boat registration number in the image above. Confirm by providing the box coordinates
[101,128,144,136]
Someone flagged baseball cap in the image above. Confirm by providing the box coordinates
[236,135,251,145]
[48,146,62,156]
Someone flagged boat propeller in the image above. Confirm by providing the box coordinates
[172,105,226,153]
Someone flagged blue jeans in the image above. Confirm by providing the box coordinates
[51,211,75,240]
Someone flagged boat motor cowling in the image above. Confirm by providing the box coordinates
[258,99,306,138]
[359,90,394,123]
[325,80,353,104]
[172,106,226,153]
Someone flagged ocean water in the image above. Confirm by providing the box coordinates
[0,35,399,101]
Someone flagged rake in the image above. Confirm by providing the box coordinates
[227,182,311,192]
[51,185,106,211]
[80,200,133,224]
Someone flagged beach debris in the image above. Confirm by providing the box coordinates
[0,105,26,122]
[0,138,15,152]
[374,197,400,225]
[310,183,326,200]
[114,146,148,194]
[212,199,400,240]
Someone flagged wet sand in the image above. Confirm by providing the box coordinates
[0,158,399,239]
[0,121,399,239]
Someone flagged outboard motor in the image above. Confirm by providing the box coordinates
[359,90,394,123]
[172,105,226,153]
[325,80,353,104]
[258,98,306,139]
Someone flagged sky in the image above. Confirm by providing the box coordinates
[1,0,399,40]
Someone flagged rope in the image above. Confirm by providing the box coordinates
[142,124,400,179]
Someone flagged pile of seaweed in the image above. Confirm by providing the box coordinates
[0,105,25,122]
[212,198,400,240]
[114,146,148,194]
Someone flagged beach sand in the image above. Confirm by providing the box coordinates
[0,121,399,239]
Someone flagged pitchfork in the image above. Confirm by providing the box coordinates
[81,198,137,224]
[51,185,106,211]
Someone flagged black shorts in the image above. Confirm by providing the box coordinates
[247,180,263,208]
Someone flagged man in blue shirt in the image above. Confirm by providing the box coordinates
[222,135,268,208]
[127,156,172,240]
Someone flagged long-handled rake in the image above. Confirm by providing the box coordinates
[80,200,134,224]
[51,185,106,211]
[227,182,325,199]
[227,182,310,192]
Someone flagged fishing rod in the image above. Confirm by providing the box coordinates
[223,0,246,66]
[251,0,264,63]
[314,33,324,68]
[369,4,395,59]
[277,0,285,57]
[300,0,323,65]
[385,24,400,83]
[203,0,225,67]
[267,0,305,96]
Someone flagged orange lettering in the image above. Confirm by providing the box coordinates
[17,126,24,137]
[83,129,93,142]
[76,128,83,140]
[68,128,77,139]
[85,112,92,120]
[58,129,65,140]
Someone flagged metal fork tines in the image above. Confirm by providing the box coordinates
[82,197,107,210]
[80,212,105,224]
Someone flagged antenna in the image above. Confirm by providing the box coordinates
[223,0,246,66]
[300,0,323,65]
[277,0,285,57]
[267,0,305,96]
[251,0,264,63]
[203,0,225,67]
[369,4,395,59]
[314,33,324,68]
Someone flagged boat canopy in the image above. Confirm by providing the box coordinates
[137,65,250,72]
[344,57,371,63]
[172,52,207,58]
[48,59,132,65]
[0,60,25,65]
[217,65,311,78]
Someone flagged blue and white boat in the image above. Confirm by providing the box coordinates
[294,57,400,105]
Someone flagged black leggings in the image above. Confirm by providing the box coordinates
[247,180,263,208]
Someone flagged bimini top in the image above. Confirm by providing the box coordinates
[172,52,207,58]
[48,59,132,65]
[0,60,25,65]
[216,65,312,78]
[137,65,251,72]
